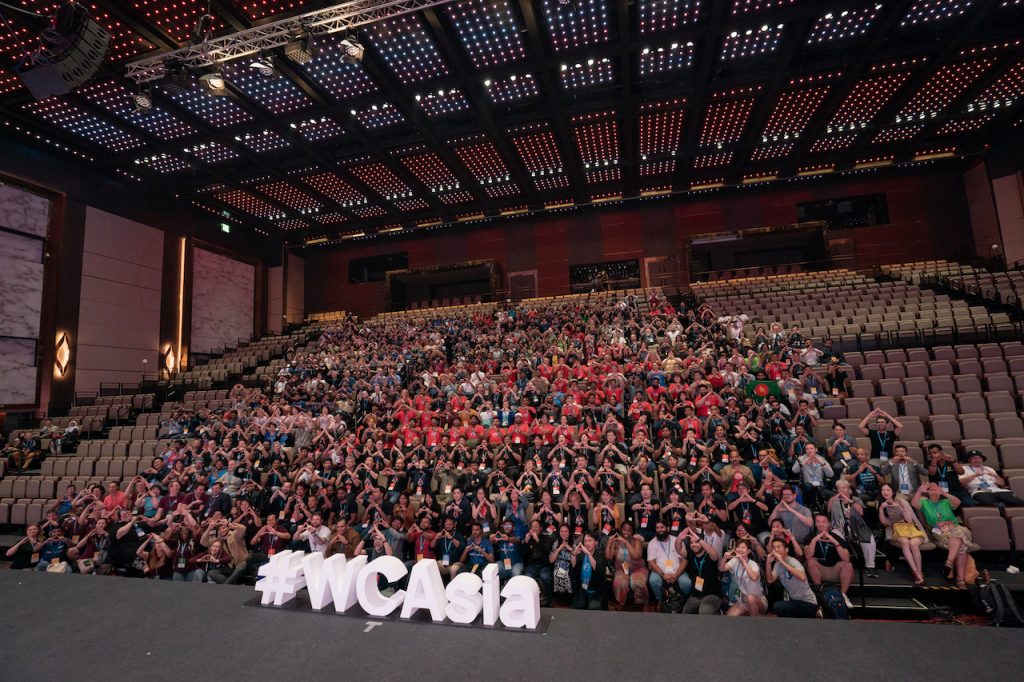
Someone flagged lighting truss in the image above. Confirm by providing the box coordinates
[125,0,457,84]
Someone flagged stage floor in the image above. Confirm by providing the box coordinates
[0,571,1019,682]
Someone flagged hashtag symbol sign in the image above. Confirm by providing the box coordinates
[256,550,307,606]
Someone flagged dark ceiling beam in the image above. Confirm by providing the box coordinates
[672,1,727,191]
[727,3,823,181]
[420,7,540,208]
[515,0,589,206]
[835,0,1003,169]
[782,0,916,176]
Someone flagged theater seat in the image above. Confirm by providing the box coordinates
[965,516,1010,551]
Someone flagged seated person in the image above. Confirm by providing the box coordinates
[647,520,691,604]
[877,483,929,585]
[718,538,765,617]
[767,485,813,544]
[570,532,606,610]
[838,448,884,503]
[959,450,1024,507]
[804,513,854,607]
[680,527,721,615]
[912,483,976,588]
[766,537,818,618]
[791,444,834,511]
[881,446,929,497]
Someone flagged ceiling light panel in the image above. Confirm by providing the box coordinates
[935,113,996,134]
[485,183,521,198]
[446,0,526,68]
[439,190,476,204]
[749,144,793,161]
[827,71,912,131]
[237,129,291,154]
[639,41,696,77]
[352,102,406,129]
[586,168,621,184]
[395,197,430,211]
[897,58,996,120]
[699,97,756,147]
[24,98,145,153]
[230,0,313,21]
[225,63,313,115]
[720,24,785,61]
[640,160,676,175]
[415,89,473,117]
[541,0,612,52]
[693,152,734,168]
[398,151,462,192]
[808,134,858,152]
[871,124,925,143]
[900,0,976,27]
[366,14,449,84]
[560,58,615,90]
[638,100,686,157]
[131,0,224,46]
[257,180,322,212]
[275,218,309,231]
[0,67,21,96]
[352,204,388,218]
[347,162,413,199]
[761,86,829,141]
[484,73,540,103]
[572,114,619,167]
[534,175,571,191]
[313,212,349,225]
[638,0,704,33]
[163,87,254,128]
[215,188,285,219]
[731,0,797,14]
[453,138,512,184]
[807,5,883,45]
[971,58,1024,110]
[301,171,367,206]
[182,141,239,164]
[301,40,379,100]
[293,116,346,142]
[133,153,192,174]
[78,79,196,141]
[511,126,564,175]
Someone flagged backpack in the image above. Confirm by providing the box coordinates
[819,585,850,620]
[660,585,685,614]
[976,581,1024,628]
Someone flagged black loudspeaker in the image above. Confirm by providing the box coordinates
[18,3,110,100]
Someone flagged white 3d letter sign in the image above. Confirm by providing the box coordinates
[256,553,541,630]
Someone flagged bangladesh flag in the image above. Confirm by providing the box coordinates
[746,380,781,402]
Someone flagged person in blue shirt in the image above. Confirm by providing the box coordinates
[571,532,606,610]
[492,519,523,583]
[35,527,71,572]
[458,522,494,574]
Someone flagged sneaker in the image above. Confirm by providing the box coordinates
[842,593,853,609]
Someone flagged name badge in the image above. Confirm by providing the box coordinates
[444,484,452,494]
[695,576,705,592]
[900,482,910,494]
[664,560,674,570]
[177,557,186,569]
[939,481,949,493]
[503,558,512,570]
[442,554,450,566]
[416,553,424,562]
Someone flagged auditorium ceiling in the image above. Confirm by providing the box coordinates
[1,0,1022,245]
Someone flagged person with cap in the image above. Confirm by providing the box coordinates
[925,444,975,507]
[959,450,1024,507]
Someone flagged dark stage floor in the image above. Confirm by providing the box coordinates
[0,571,1020,682]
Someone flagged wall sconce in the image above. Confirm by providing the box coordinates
[54,332,71,377]
[164,346,176,373]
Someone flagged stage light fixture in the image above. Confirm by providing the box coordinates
[132,88,153,113]
[285,30,315,64]
[340,39,364,64]
[199,71,227,96]
[250,55,275,78]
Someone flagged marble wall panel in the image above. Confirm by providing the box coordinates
[0,338,38,405]
[191,248,254,353]
[0,182,50,237]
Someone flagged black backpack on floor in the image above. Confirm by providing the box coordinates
[975,581,1024,627]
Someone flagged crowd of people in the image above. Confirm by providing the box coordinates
[7,289,1010,616]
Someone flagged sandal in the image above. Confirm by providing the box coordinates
[913,573,925,586]
[944,561,955,580]
[956,579,967,589]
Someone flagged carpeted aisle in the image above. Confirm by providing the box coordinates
[0,571,1017,682]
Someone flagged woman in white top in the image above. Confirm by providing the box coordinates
[718,538,765,616]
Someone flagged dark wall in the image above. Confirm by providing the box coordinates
[304,166,973,318]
